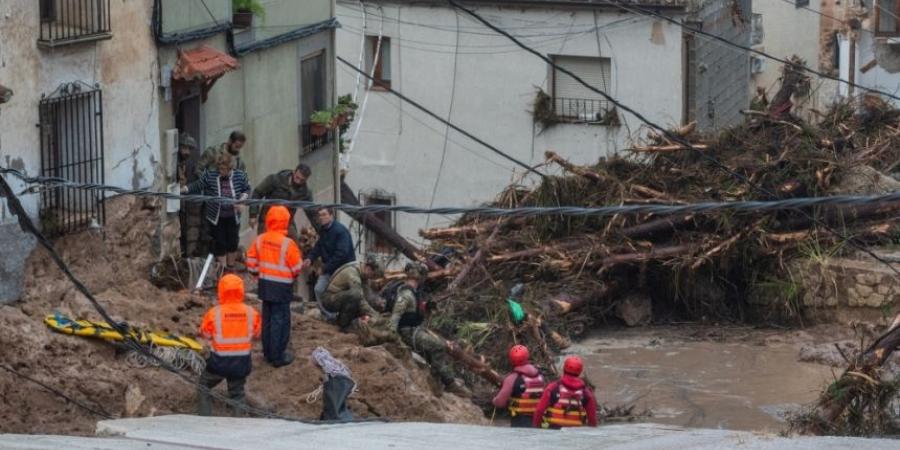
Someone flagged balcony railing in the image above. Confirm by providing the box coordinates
[300,123,333,155]
[39,0,112,48]
[554,97,611,122]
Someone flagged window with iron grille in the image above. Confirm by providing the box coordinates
[300,51,331,155]
[362,191,395,255]
[38,0,112,48]
[551,55,612,123]
[38,82,105,237]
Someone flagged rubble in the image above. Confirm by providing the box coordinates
[398,95,900,396]
[0,196,484,435]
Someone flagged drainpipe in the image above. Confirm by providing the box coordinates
[848,33,856,98]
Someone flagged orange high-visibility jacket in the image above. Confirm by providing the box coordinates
[246,205,303,284]
[200,274,261,356]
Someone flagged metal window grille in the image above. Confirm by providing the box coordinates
[300,124,333,155]
[38,82,105,237]
[361,191,396,255]
[39,0,112,47]
[552,55,611,121]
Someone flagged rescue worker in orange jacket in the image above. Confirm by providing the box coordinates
[493,345,546,428]
[533,355,598,429]
[246,205,303,367]
[197,274,261,416]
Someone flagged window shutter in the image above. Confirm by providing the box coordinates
[553,56,611,101]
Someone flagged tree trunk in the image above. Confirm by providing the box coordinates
[545,151,605,183]
[340,180,440,270]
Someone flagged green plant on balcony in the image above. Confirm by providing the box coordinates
[310,95,359,137]
[232,0,266,28]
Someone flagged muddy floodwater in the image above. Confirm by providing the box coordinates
[576,326,838,431]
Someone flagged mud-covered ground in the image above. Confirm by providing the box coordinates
[0,197,484,435]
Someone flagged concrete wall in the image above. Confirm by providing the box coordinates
[160,0,230,34]
[750,0,839,119]
[687,0,751,131]
[335,1,685,252]
[0,0,160,303]
[254,0,333,41]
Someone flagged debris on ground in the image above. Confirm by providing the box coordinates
[379,94,900,413]
[0,196,485,435]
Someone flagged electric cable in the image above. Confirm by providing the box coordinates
[336,56,545,177]
[0,172,387,425]
[0,363,114,420]
[4,166,900,218]
[606,0,900,103]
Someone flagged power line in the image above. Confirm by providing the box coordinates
[0,171,386,425]
[336,56,545,177]
[444,0,900,277]
[0,363,114,420]
[4,167,900,218]
[334,65,513,171]
[608,0,900,103]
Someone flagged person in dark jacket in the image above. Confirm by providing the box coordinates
[183,152,251,272]
[176,133,205,257]
[302,207,355,301]
[248,164,313,239]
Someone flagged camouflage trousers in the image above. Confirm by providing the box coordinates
[399,327,455,386]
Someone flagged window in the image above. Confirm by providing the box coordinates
[365,36,391,89]
[876,0,900,36]
[362,191,395,254]
[39,0,112,47]
[38,82,106,237]
[300,51,331,155]
[750,13,763,46]
[551,55,612,122]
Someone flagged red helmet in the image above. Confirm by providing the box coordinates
[508,345,530,367]
[563,356,583,376]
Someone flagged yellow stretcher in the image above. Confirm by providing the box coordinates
[44,312,202,351]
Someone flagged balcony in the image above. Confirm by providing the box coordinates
[554,97,618,125]
[39,0,112,48]
[300,123,333,156]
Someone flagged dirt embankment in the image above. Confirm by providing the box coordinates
[0,197,484,435]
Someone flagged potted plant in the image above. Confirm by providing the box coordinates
[309,110,333,136]
[232,0,265,29]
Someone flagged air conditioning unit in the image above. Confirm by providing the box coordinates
[751,55,766,74]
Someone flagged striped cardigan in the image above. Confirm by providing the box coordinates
[187,169,251,225]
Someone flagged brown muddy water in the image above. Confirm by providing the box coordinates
[574,326,839,432]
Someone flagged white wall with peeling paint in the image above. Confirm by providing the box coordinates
[0,0,161,219]
[0,0,160,303]
[334,1,684,253]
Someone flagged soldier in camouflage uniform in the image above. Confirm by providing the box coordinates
[318,259,381,331]
[248,164,313,239]
[386,263,470,396]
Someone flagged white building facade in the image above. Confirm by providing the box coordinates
[336,0,690,255]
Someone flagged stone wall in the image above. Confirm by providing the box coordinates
[789,254,900,310]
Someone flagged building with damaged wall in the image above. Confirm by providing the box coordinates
[749,0,841,119]
[837,0,900,104]
[334,0,750,259]
[0,0,161,303]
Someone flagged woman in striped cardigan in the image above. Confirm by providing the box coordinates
[183,152,251,272]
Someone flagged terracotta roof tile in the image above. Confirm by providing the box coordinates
[173,45,240,81]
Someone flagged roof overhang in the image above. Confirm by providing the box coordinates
[172,46,240,103]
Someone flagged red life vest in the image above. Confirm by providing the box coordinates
[542,383,587,428]
[508,372,545,416]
